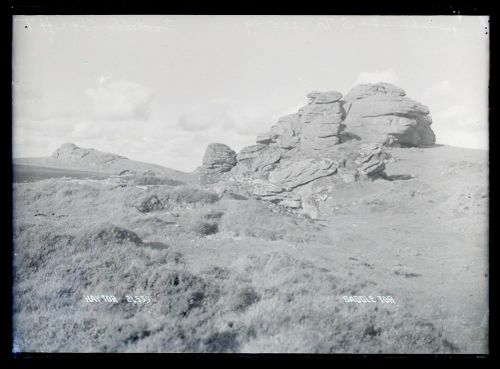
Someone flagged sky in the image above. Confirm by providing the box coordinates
[13,15,489,171]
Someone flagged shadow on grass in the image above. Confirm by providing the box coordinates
[142,241,169,250]
[381,173,414,181]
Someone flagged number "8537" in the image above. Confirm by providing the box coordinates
[125,295,151,304]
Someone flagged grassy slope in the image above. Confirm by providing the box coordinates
[14,164,109,183]
[12,145,488,353]
[14,156,195,184]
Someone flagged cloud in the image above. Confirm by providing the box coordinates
[353,68,399,86]
[421,80,458,101]
[177,114,215,132]
[176,99,279,138]
[434,125,488,150]
[85,80,153,120]
[13,83,76,121]
[422,80,488,150]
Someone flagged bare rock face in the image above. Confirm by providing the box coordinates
[256,90,345,153]
[298,92,345,152]
[342,83,435,147]
[199,82,436,213]
[268,158,339,189]
[236,144,282,172]
[247,179,287,201]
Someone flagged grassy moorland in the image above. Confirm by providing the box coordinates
[12,146,488,353]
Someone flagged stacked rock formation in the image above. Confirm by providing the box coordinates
[196,82,436,216]
[298,91,345,151]
[256,90,346,152]
[198,143,237,185]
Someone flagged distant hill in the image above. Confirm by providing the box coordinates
[14,143,194,184]
[13,164,109,183]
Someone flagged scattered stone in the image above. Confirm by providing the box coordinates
[91,223,143,246]
[136,195,164,213]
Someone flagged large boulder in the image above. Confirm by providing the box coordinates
[198,143,237,184]
[342,83,435,147]
[202,143,237,172]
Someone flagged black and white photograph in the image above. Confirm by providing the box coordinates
[11,14,489,354]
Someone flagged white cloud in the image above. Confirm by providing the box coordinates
[13,83,76,121]
[85,80,153,120]
[423,80,488,150]
[353,68,399,86]
[177,113,215,132]
[176,99,282,139]
[421,80,458,101]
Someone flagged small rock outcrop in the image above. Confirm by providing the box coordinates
[51,142,128,164]
[355,143,390,177]
[197,82,436,216]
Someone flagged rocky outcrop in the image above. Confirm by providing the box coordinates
[51,142,127,163]
[198,82,436,214]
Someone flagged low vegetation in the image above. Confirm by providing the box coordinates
[13,177,461,353]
